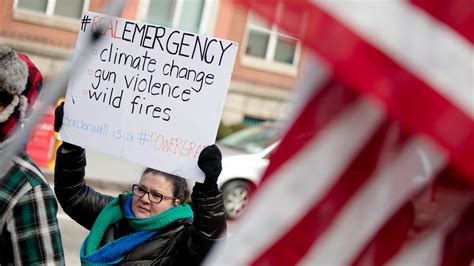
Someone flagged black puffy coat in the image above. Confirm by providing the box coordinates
[54,147,226,265]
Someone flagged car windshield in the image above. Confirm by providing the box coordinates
[218,124,278,154]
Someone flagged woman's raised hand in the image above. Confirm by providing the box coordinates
[197,144,222,185]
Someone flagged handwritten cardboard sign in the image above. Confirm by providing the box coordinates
[61,11,237,182]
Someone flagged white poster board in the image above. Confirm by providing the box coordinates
[61,11,238,182]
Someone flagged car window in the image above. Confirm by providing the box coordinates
[219,125,278,154]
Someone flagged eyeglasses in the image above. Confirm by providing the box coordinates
[132,184,175,204]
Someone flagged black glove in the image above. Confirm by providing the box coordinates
[54,101,64,132]
[54,101,80,151]
[198,144,222,185]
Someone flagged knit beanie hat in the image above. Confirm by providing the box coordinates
[0,44,28,96]
[0,44,42,142]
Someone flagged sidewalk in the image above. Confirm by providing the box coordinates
[41,149,146,192]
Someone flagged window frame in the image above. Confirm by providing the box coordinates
[241,11,301,76]
[13,0,89,31]
[136,0,218,35]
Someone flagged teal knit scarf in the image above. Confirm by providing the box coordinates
[81,193,193,265]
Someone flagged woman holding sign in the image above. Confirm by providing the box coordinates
[53,103,226,265]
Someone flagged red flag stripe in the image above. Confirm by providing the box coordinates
[298,138,446,264]
[440,200,474,266]
[207,98,385,265]
[352,202,416,266]
[261,77,357,183]
[251,120,408,265]
[410,0,474,43]
[238,0,474,183]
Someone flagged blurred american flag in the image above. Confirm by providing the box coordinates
[207,0,474,265]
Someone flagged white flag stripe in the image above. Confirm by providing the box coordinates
[288,54,330,121]
[387,193,473,266]
[207,98,385,265]
[298,138,447,265]
[278,55,330,136]
[315,1,474,118]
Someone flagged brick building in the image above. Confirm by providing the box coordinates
[0,0,306,125]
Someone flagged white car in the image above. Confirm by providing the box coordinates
[216,124,279,219]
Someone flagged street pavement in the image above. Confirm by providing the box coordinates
[57,212,87,265]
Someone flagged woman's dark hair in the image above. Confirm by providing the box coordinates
[142,168,190,204]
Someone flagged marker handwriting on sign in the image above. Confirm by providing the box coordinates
[130,95,171,121]
[99,43,215,93]
[88,16,233,66]
[63,113,109,136]
[150,132,206,159]
[100,43,157,73]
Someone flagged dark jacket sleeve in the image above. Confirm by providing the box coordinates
[54,145,113,230]
[180,183,226,264]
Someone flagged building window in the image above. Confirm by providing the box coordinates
[137,0,217,34]
[16,0,87,19]
[241,7,301,76]
[244,116,270,127]
[245,14,298,65]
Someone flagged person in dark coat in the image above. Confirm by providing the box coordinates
[53,103,226,265]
